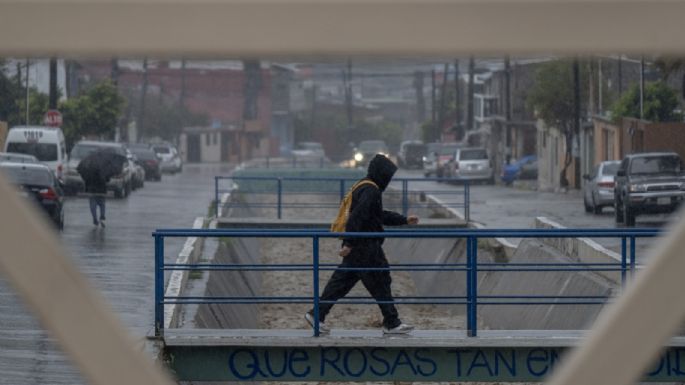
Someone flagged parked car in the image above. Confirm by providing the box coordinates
[397,140,426,169]
[293,142,326,158]
[582,160,620,214]
[4,126,68,181]
[127,150,146,189]
[423,142,442,177]
[129,146,162,181]
[0,161,64,230]
[0,152,38,164]
[435,143,461,179]
[353,140,389,167]
[65,141,133,198]
[501,155,538,185]
[614,152,685,226]
[153,143,183,173]
[445,147,494,184]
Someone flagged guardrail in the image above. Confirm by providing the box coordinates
[153,228,658,338]
[214,176,470,220]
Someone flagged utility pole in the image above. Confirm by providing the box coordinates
[49,58,58,110]
[437,63,449,141]
[454,59,460,131]
[25,59,30,125]
[180,59,187,107]
[504,55,512,163]
[346,58,353,128]
[431,69,437,128]
[110,58,119,87]
[617,55,623,96]
[640,56,645,120]
[598,58,603,115]
[413,71,426,125]
[573,59,581,189]
[467,56,475,132]
[139,58,149,140]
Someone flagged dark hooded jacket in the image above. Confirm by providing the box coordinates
[343,154,408,248]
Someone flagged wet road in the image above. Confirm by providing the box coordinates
[396,169,671,261]
[0,163,232,385]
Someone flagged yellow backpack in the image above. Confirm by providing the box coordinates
[330,180,378,232]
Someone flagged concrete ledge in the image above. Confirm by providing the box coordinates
[535,216,623,284]
[163,217,205,329]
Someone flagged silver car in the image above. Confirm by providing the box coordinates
[447,147,494,183]
[583,160,620,214]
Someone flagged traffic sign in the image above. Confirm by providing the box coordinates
[43,110,62,127]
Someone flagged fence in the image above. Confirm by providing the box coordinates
[214,176,471,220]
[153,227,658,337]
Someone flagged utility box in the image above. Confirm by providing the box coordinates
[0,121,7,150]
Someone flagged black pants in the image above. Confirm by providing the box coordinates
[316,243,401,329]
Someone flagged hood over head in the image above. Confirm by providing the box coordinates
[367,154,397,191]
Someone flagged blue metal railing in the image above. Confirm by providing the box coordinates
[214,176,470,221]
[153,228,658,338]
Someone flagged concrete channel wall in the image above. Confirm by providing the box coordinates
[179,181,619,332]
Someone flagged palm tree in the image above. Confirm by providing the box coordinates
[654,56,685,101]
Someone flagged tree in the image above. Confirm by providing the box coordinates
[143,100,209,142]
[60,80,125,145]
[654,56,685,100]
[527,59,588,187]
[611,81,681,122]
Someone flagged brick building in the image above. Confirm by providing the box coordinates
[593,116,685,163]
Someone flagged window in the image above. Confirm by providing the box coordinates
[6,142,58,162]
[205,133,210,146]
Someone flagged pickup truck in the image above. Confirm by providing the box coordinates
[614,152,685,226]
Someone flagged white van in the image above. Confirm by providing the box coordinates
[4,126,68,181]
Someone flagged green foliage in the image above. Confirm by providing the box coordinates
[527,59,588,133]
[610,81,681,122]
[60,80,126,145]
[13,88,49,126]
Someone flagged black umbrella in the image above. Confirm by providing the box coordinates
[77,149,127,185]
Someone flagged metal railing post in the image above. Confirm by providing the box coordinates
[154,235,164,337]
[464,181,470,222]
[277,178,283,219]
[630,236,636,278]
[467,236,478,337]
[402,179,409,217]
[339,179,345,202]
[214,176,219,217]
[621,237,627,287]
[313,235,320,337]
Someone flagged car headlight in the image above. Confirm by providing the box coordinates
[354,153,363,162]
[422,156,427,162]
[629,184,647,192]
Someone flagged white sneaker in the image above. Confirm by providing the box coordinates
[305,312,330,333]
[383,323,414,334]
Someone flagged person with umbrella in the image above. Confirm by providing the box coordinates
[77,148,127,227]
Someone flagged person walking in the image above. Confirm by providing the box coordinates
[306,154,419,334]
[85,174,107,228]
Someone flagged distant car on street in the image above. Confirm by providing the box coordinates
[434,143,460,179]
[0,161,65,230]
[582,160,620,214]
[445,147,494,184]
[153,143,183,174]
[397,140,425,169]
[4,126,68,181]
[66,141,133,198]
[353,140,389,167]
[292,142,326,159]
[501,155,538,185]
[0,152,38,164]
[129,146,162,181]
[127,149,146,189]
[614,152,685,226]
[423,142,442,177]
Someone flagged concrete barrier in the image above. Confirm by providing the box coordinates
[163,217,205,329]
[534,216,623,284]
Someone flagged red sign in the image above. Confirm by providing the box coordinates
[43,110,62,127]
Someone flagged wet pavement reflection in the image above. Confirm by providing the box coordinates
[0,163,232,385]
